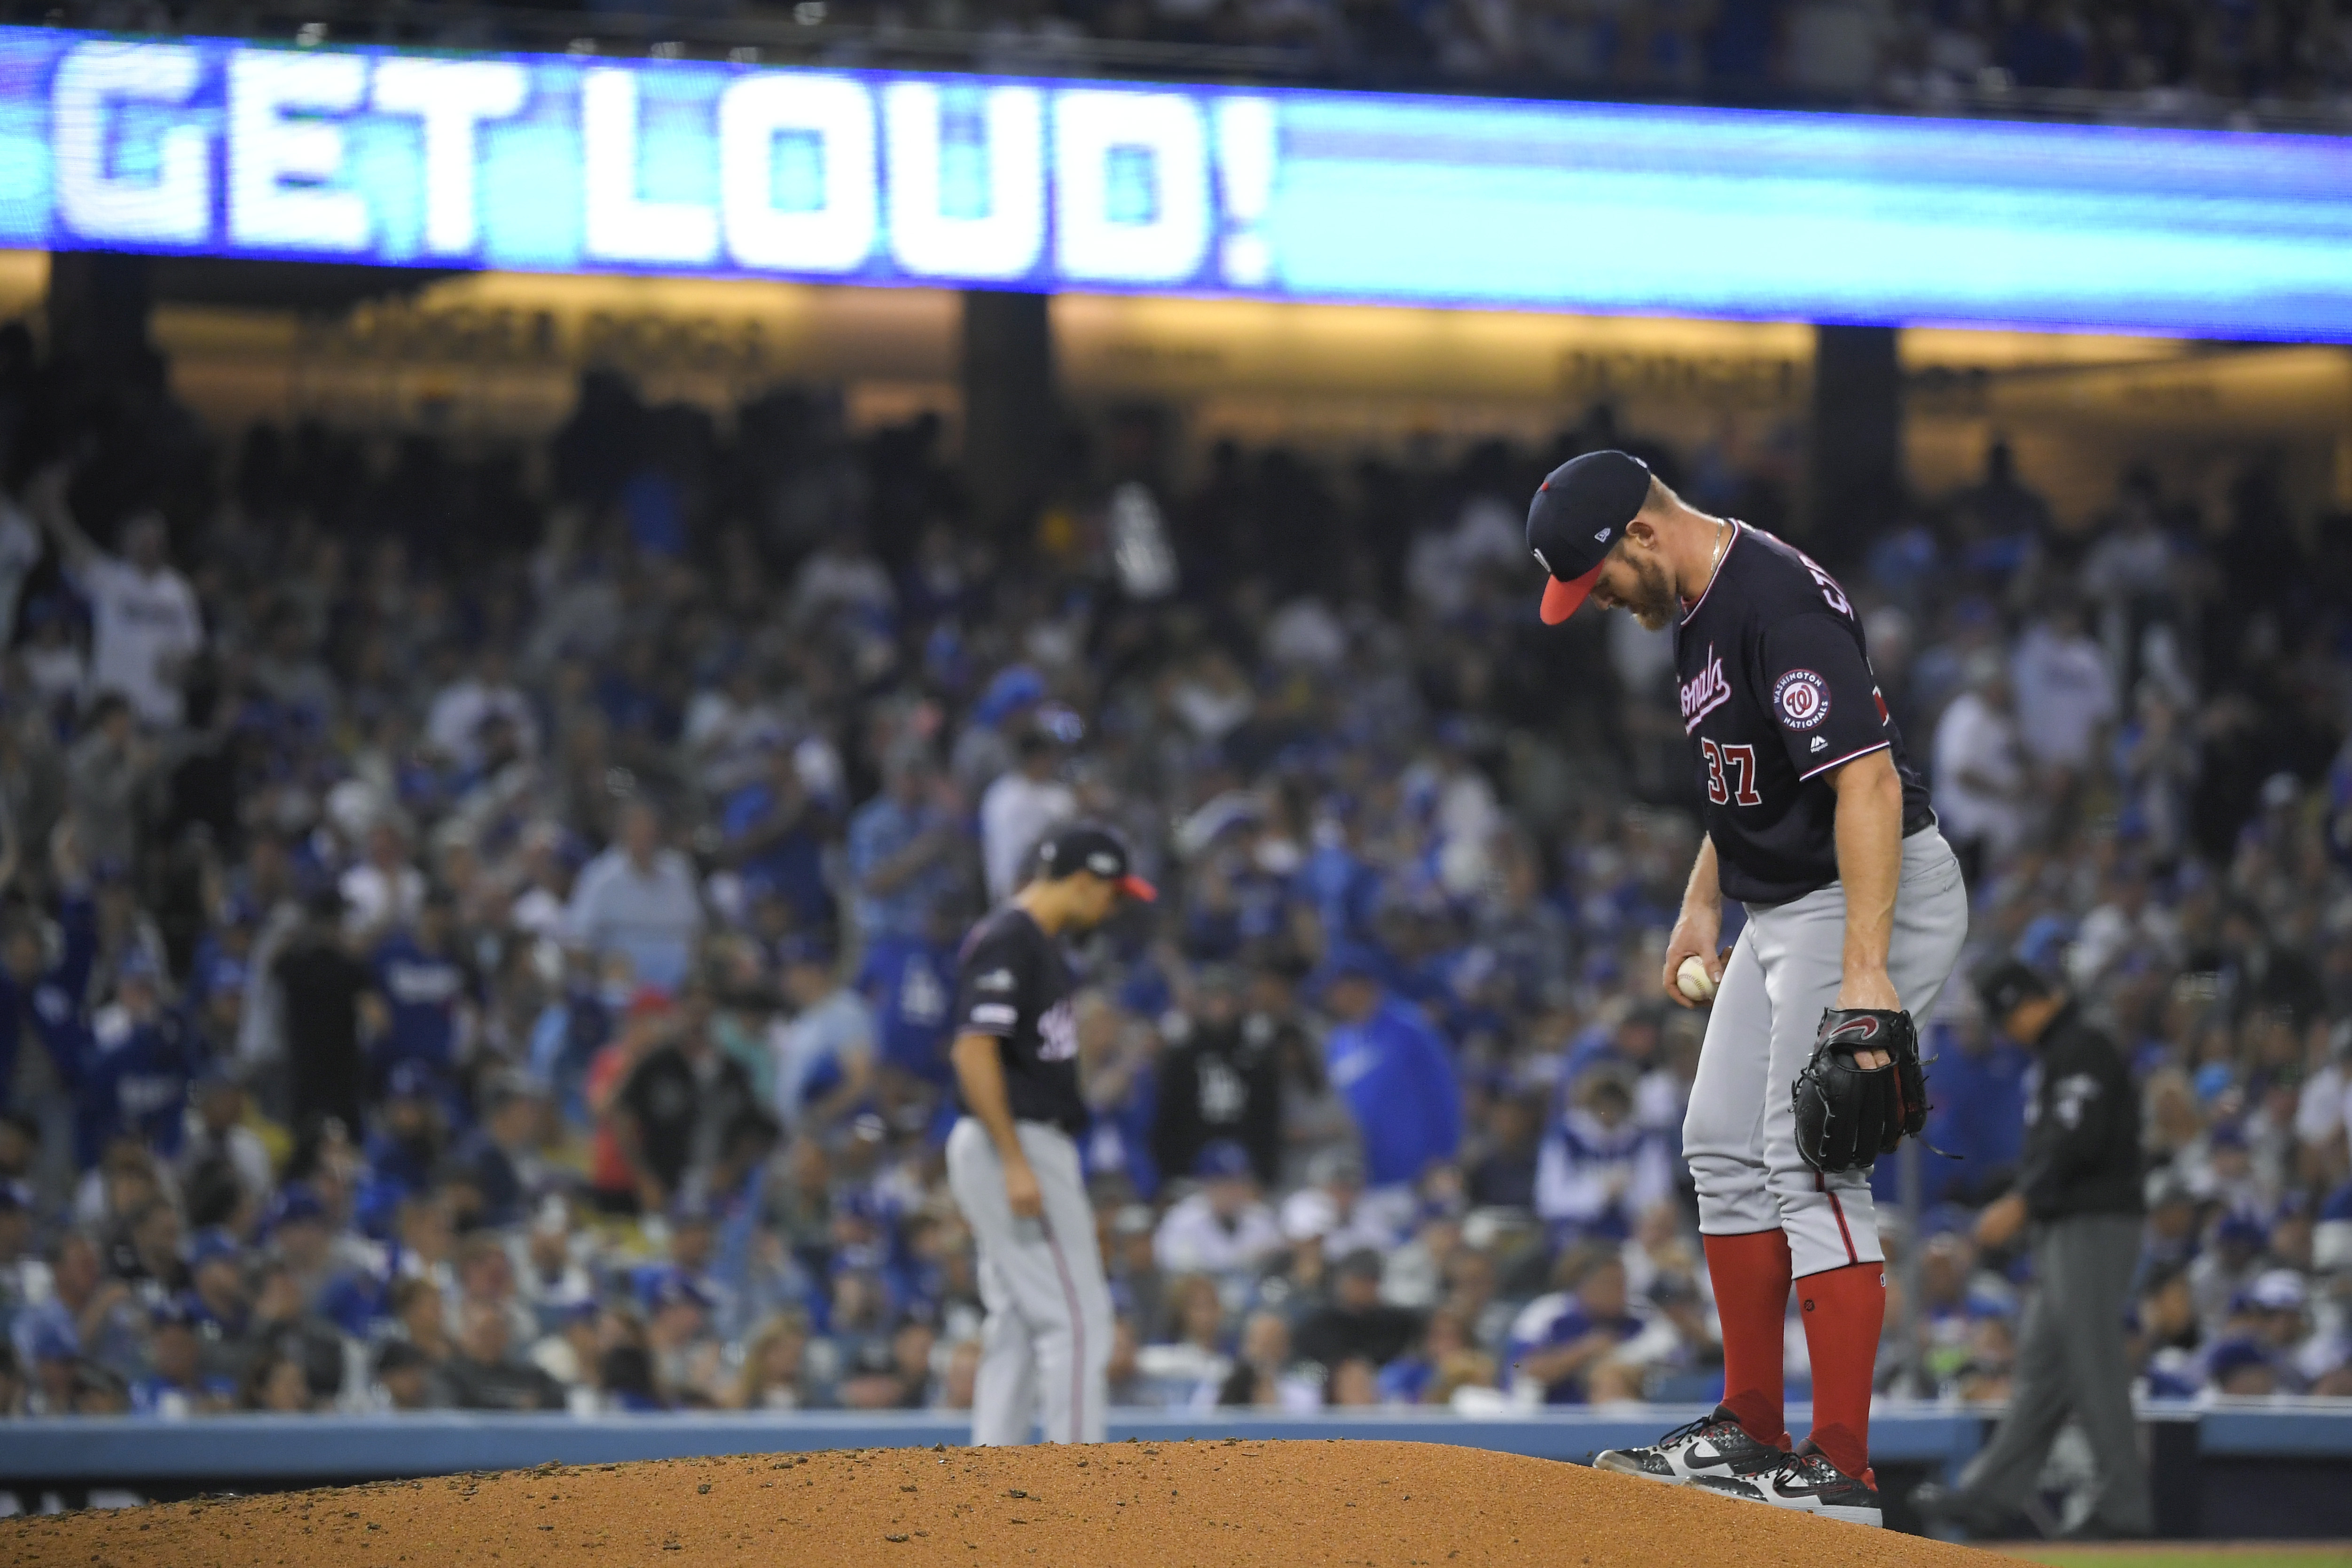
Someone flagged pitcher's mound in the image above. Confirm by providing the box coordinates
[3,1438,2004,1568]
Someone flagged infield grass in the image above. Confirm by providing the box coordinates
[1994,1547,2352,1568]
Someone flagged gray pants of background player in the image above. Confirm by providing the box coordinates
[1956,1215,2153,1534]
[1685,828,1970,1279]
[944,1116,1113,1445]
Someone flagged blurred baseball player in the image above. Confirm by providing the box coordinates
[1529,452,1968,1527]
[944,824,1154,1445]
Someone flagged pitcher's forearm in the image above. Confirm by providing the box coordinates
[951,1032,1027,1162]
[1831,752,1904,988]
[1680,836,1723,918]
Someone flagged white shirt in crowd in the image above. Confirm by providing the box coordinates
[566,846,705,993]
[1152,1190,1286,1277]
[767,988,876,1131]
[1931,688,2027,858]
[427,676,540,769]
[339,861,426,937]
[72,553,203,726]
[2011,622,2117,771]
[789,545,896,627]
[979,769,1076,902]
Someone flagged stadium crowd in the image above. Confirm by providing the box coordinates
[165,0,2352,117]
[0,326,2347,1428]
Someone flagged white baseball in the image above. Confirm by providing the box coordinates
[1676,955,1717,1004]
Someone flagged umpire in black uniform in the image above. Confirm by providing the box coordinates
[1919,961,2153,1540]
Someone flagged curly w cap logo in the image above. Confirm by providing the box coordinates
[1773,668,1830,730]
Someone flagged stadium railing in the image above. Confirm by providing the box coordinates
[3,1401,2349,1536]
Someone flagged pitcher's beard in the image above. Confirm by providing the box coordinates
[1623,553,1678,630]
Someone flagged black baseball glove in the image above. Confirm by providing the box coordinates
[1791,1007,1926,1173]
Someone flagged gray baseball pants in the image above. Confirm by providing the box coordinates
[945,1116,1113,1445]
[1684,827,1970,1279]
[1957,1213,2154,1534]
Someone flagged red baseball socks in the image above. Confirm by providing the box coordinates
[1796,1259,1886,1484]
[1701,1228,1793,1449]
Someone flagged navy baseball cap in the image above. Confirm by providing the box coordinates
[1526,450,1653,624]
[1035,825,1156,902]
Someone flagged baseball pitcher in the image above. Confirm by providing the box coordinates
[1528,451,1968,1527]
[944,824,1154,1445]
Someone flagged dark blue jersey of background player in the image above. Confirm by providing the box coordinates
[1673,521,1935,905]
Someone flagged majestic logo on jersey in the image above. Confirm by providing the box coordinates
[1679,645,1732,733]
[1773,668,1831,730]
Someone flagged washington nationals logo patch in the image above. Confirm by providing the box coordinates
[1773,668,1830,730]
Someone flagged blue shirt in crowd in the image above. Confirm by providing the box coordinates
[844,795,961,942]
[855,933,956,1085]
[724,781,832,927]
[77,1005,201,1163]
[371,931,470,1075]
[0,892,96,1119]
[1323,994,1462,1189]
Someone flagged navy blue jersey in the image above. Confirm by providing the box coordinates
[1675,522,1934,905]
[951,907,1085,1135]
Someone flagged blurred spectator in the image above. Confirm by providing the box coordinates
[846,751,965,945]
[769,940,877,1136]
[732,1310,816,1410]
[611,988,760,1215]
[2012,599,2116,776]
[1535,1066,1675,1241]
[1154,1142,1285,1278]
[1152,965,1284,1187]
[446,1299,567,1411]
[1317,948,1462,1209]
[1376,1305,1498,1405]
[374,1338,440,1411]
[129,1298,232,1417]
[1933,651,2029,883]
[271,890,373,1137]
[1505,1242,1645,1404]
[29,473,201,729]
[568,803,704,994]
[1218,1308,1317,1410]
[980,730,1075,902]
[1295,1247,1423,1372]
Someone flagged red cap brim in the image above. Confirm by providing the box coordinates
[1539,562,1605,624]
[1117,875,1158,902]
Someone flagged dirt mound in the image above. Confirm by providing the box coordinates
[3,1438,2005,1568]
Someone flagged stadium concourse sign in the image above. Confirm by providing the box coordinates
[5,27,2352,338]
